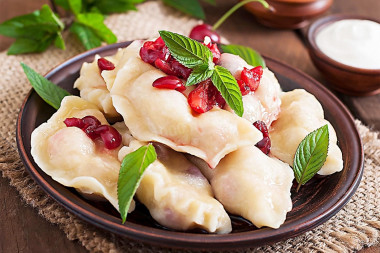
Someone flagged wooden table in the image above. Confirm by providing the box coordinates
[0,0,379,252]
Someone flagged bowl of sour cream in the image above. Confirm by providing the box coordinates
[307,14,380,96]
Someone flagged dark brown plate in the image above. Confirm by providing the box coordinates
[16,41,363,250]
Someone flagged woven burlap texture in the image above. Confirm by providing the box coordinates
[0,1,379,252]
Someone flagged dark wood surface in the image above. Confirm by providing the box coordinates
[0,0,379,252]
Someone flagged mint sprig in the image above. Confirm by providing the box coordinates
[159,30,213,69]
[211,66,244,117]
[159,30,244,116]
[21,63,70,110]
[221,44,266,68]
[0,5,65,55]
[118,144,157,223]
[293,125,329,192]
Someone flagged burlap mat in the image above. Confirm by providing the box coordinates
[0,2,379,252]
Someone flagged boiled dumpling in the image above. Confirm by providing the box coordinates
[194,146,293,229]
[74,49,124,119]
[219,53,282,127]
[269,89,343,175]
[31,96,134,212]
[118,141,232,234]
[108,45,263,168]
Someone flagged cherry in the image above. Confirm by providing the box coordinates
[188,82,211,113]
[253,120,271,155]
[63,116,122,150]
[140,37,191,80]
[189,24,221,44]
[241,66,263,92]
[203,42,221,64]
[152,76,186,92]
[64,117,85,128]
[97,58,115,72]
[95,125,122,149]
[188,79,225,114]
[237,66,264,95]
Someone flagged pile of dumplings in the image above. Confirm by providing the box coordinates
[31,39,343,234]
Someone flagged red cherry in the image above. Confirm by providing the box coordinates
[95,125,122,149]
[189,24,221,43]
[97,58,115,72]
[188,82,211,114]
[82,116,101,128]
[64,117,85,128]
[204,43,221,64]
[152,76,186,92]
[241,66,263,92]
[253,120,271,155]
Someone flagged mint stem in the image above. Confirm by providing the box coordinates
[212,0,270,31]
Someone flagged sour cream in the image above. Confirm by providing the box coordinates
[316,19,380,69]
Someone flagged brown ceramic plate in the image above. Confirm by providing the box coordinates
[16,41,363,250]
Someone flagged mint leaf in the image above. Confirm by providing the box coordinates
[186,64,214,86]
[8,35,57,55]
[118,144,157,223]
[159,30,213,68]
[221,44,266,68]
[68,0,82,15]
[21,63,70,110]
[211,66,244,117]
[0,5,64,54]
[70,22,102,50]
[90,0,145,14]
[202,0,216,5]
[293,125,329,192]
[163,0,205,20]
[54,32,66,50]
[54,0,70,11]
[76,13,117,44]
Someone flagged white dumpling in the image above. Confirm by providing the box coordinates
[219,53,282,127]
[74,49,123,119]
[108,46,263,168]
[31,96,134,212]
[269,89,343,175]
[118,141,232,234]
[208,146,294,229]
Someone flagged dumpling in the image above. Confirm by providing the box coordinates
[73,49,124,119]
[31,96,134,212]
[269,89,343,175]
[219,53,282,127]
[118,141,232,234]
[108,46,263,168]
[193,146,294,229]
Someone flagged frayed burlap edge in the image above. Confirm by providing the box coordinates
[0,1,379,252]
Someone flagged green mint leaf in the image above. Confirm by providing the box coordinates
[70,22,102,50]
[0,5,63,39]
[162,0,205,20]
[54,0,70,11]
[221,44,266,68]
[68,0,82,15]
[186,64,214,86]
[118,144,157,223]
[76,13,117,44]
[202,0,216,5]
[90,0,144,14]
[293,125,329,192]
[7,38,39,55]
[7,35,56,55]
[39,4,64,31]
[159,30,213,68]
[21,63,70,109]
[54,32,66,50]
[211,66,244,117]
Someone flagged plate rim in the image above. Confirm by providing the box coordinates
[16,41,364,250]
